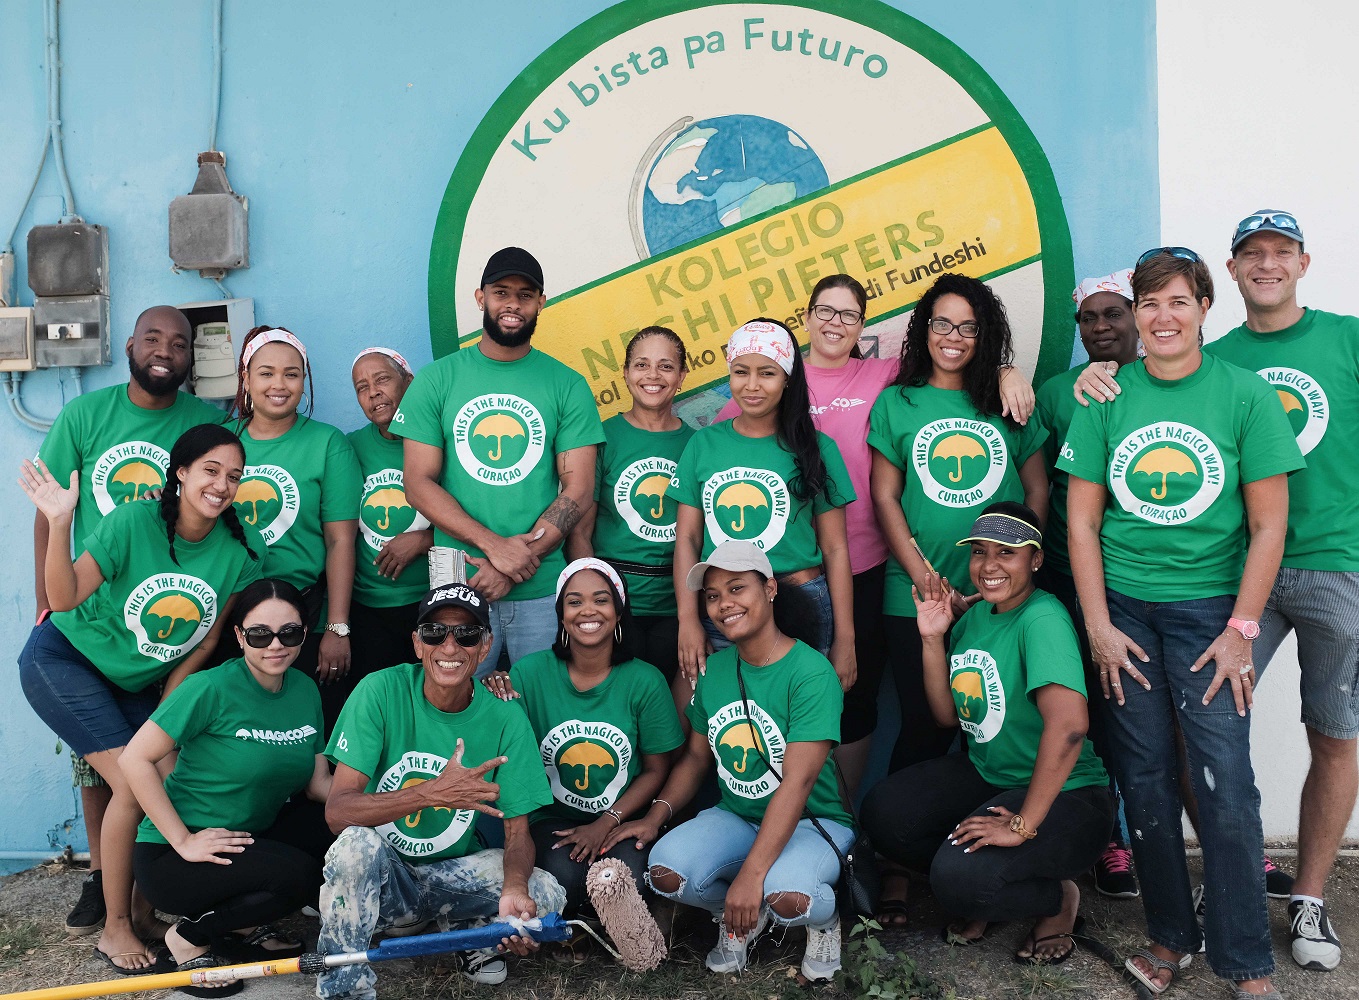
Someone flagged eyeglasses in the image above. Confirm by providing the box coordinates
[1233,212,1301,241]
[416,622,487,647]
[928,317,980,338]
[241,624,307,648]
[1136,246,1202,267]
[810,304,864,326]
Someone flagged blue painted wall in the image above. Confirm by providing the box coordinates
[0,0,1157,857]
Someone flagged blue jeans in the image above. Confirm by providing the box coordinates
[482,593,557,678]
[1102,589,1272,980]
[647,806,853,929]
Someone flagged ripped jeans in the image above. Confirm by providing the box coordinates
[316,826,566,1000]
[646,806,853,929]
[1102,589,1272,982]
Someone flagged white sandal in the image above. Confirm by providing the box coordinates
[1124,948,1192,995]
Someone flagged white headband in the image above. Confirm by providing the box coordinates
[242,328,308,370]
[725,320,796,375]
[555,557,627,605]
[1073,269,1135,308]
[351,346,413,376]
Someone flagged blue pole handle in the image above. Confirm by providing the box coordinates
[367,912,571,960]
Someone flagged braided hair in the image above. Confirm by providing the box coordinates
[161,423,259,566]
[230,325,315,426]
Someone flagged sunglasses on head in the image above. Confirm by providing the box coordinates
[1233,212,1301,240]
[1136,246,1202,267]
[416,622,487,647]
[241,623,307,648]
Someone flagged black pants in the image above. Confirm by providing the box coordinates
[884,614,956,771]
[841,564,888,744]
[529,819,649,917]
[631,614,680,686]
[861,754,1113,921]
[133,799,335,946]
[316,599,421,734]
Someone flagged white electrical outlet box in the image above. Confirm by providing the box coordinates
[180,297,256,399]
[0,307,36,371]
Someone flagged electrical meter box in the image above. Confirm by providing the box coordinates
[0,307,35,371]
[33,295,111,368]
[179,297,255,399]
[27,223,109,297]
[170,154,249,276]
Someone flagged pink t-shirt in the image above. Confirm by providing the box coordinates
[715,357,898,573]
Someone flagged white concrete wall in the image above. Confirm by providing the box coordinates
[1158,1,1359,840]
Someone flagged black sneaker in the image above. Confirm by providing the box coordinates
[65,870,105,936]
[1192,883,1207,953]
[1265,855,1294,899]
[1289,898,1341,970]
[1094,842,1139,898]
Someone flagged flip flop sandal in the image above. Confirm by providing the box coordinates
[176,953,245,998]
[875,898,910,927]
[1014,916,1086,965]
[1124,947,1192,995]
[92,946,157,976]
[1233,991,1282,1000]
[224,924,303,961]
[941,921,990,946]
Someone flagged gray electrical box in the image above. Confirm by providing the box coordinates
[33,294,110,368]
[27,223,109,297]
[0,307,35,371]
[169,152,249,277]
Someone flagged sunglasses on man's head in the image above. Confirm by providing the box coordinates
[241,624,306,648]
[1233,212,1301,240]
[417,622,487,647]
[1136,246,1202,267]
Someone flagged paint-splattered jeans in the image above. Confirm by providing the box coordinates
[316,826,567,1000]
[1102,589,1273,981]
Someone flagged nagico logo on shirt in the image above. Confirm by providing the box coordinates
[374,751,476,859]
[234,724,319,746]
[452,394,548,486]
[1260,367,1329,456]
[708,699,786,800]
[540,721,631,812]
[1109,422,1224,525]
[949,648,1005,742]
[702,467,790,551]
[235,464,301,545]
[91,441,169,515]
[614,457,680,542]
[124,574,216,661]
[359,469,431,553]
[913,419,1008,508]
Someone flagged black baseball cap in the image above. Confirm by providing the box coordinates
[416,582,491,629]
[481,247,544,293]
[956,501,1043,550]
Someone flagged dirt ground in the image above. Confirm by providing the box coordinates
[3,855,1359,999]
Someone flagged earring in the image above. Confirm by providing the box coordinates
[559,626,570,648]
[614,623,623,643]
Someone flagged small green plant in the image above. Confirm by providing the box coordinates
[836,918,954,999]
[0,920,44,968]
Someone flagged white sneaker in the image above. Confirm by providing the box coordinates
[460,950,508,985]
[1290,898,1342,971]
[705,911,768,974]
[801,917,842,981]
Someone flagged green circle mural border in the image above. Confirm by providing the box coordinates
[428,0,1076,387]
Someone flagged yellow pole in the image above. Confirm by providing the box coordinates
[0,956,302,1000]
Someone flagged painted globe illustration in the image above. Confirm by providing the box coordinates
[640,115,829,257]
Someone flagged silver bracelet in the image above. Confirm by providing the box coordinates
[653,797,674,823]
[604,808,623,826]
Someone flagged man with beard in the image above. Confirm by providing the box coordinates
[33,304,223,940]
[397,248,603,674]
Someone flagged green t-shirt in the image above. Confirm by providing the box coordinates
[136,657,323,845]
[1206,308,1359,571]
[671,422,855,575]
[390,348,605,601]
[592,414,694,616]
[867,384,1044,616]
[1034,367,1083,576]
[326,663,552,864]
[348,422,431,608]
[511,650,684,826]
[948,591,1108,791]
[686,641,852,827]
[235,416,361,589]
[37,385,225,552]
[52,500,264,692]
[1058,355,1305,602]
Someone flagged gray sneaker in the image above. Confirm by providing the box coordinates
[801,917,842,981]
[705,911,768,974]
[1289,898,1341,971]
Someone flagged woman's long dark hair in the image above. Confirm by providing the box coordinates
[735,317,828,504]
[891,274,1015,422]
[161,423,259,567]
[231,578,308,632]
[551,568,635,666]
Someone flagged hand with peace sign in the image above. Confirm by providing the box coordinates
[18,457,78,524]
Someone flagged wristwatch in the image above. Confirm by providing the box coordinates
[325,622,351,638]
[1009,813,1038,840]
[1227,617,1260,640]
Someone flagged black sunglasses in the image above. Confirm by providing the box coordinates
[1136,246,1202,267]
[241,624,307,649]
[417,622,487,647]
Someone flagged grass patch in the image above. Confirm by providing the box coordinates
[0,921,44,968]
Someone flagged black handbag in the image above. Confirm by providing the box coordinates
[735,656,880,923]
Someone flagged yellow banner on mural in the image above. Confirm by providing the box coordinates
[462,125,1041,419]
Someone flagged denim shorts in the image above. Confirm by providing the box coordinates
[18,619,158,757]
[1255,567,1359,739]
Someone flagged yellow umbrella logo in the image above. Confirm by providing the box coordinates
[932,433,987,483]
[364,487,411,531]
[634,474,672,520]
[235,479,280,525]
[1276,389,1305,416]
[111,461,163,503]
[472,413,526,462]
[715,482,768,533]
[144,594,202,641]
[1133,446,1199,501]
[559,741,616,792]
[719,723,766,775]
[396,776,452,829]
[951,670,985,720]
